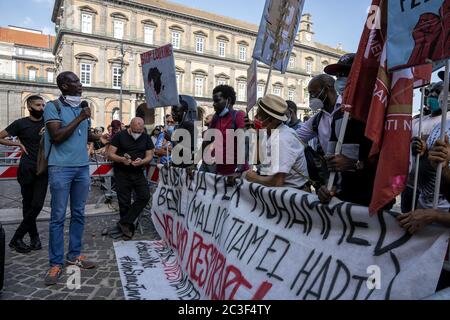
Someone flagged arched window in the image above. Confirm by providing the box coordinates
[112,107,120,121]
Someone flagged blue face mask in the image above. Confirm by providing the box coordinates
[219,103,230,117]
[167,126,175,134]
[334,77,348,96]
[428,97,440,113]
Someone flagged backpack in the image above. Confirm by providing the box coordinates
[36,99,62,176]
[294,134,329,190]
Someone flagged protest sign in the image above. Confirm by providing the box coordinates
[114,240,200,300]
[387,0,450,71]
[252,0,304,73]
[147,168,450,300]
[141,44,179,108]
[247,60,258,113]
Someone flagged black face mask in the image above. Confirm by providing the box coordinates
[29,108,44,119]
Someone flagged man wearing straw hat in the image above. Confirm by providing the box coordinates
[243,94,309,189]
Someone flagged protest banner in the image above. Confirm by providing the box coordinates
[114,240,200,300]
[141,44,179,108]
[143,167,450,300]
[252,0,305,74]
[387,0,450,71]
[247,60,258,113]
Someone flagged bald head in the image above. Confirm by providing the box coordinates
[130,117,145,133]
[309,74,335,90]
[308,74,338,112]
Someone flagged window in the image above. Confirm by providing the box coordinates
[114,20,124,39]
[288,89,295,101]
[195,77,204,97]
[218,41,226,57]
[289,56,295,69]
[171,31,180,49]
[81,14,93,34]
[80,63,92,86]
[257,85,264,99]
[217,79,227,86]
[112,66,121,89]
[144,26,154,45]
[195,36,204,54]
[47,71,54,83]
[238,82,246,101]
[306,59,313,74]
[28,69,36,81]
[239,45,247,61]
[273,86,281,97]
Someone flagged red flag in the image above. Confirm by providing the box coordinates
[343,0,385,122]
[366,45,415,214]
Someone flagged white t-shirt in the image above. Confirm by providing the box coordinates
[259,124,309,188]
[417,120,450,211]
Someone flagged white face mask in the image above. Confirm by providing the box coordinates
[309,88,327,112]
[64,96,82,108]
[131,132,142,140]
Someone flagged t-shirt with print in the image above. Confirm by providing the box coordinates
[417,120,450,211]
[43,97,90,167]
[259,124,309,188]
[111,130,154,173]
[5,117,44,165]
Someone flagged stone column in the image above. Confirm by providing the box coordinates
[97,98,106,127]
[209,30,215,54]
[98,46,107,86]
[99,6,107,36]
[231,34,236,60]
[62,41,74,72]
[184,60,192,95]
[208,64,214,97]
[129,52,136,90]
[8,91,22,122]
[131,98,137,119]
[160,19,167,44]
[185,24,192,50]
[230,67,236,89]
[65,0,74,30]
[0,90,8,129]
[130,11,137,41]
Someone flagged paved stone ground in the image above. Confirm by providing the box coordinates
[0,213,160,300]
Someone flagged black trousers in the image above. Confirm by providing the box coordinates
[14,162,48,239]
[114,169,150,228]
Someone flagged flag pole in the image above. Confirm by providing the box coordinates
[326,109,350,191]
[411,87,426,212]
[433,59,450,209]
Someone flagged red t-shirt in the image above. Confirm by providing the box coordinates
[211,110,249,176]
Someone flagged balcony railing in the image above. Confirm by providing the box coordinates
[0,73,56,84]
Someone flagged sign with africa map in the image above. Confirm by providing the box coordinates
[141,44,179,108]
[387,0,450,71]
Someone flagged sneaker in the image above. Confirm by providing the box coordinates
[29,236,42,251]
[66,255,96,269]
[44,265,63,286]
[9,238,31,254]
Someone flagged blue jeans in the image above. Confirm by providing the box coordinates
[48,166,90,266]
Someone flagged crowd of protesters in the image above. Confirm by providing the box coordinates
[0,61,449,290]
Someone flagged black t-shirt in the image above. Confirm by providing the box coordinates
[5,117,44,164]
[172,121,195,168]
[111,130,154,172]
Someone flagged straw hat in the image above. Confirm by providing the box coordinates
[257,94,288,122]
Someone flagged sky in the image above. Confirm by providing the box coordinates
[0,0,445,112]
[0,0,372,52]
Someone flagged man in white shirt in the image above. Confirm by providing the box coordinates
[296,74,341,155]
[244,94,309,189]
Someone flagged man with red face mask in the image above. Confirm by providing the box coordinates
[243,94,309,189]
